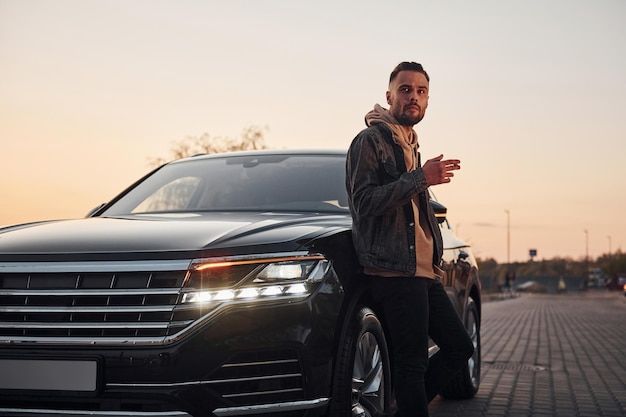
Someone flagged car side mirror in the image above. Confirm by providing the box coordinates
[430,200,447,224]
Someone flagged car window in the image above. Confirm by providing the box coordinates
[132,177,202,213]
[101,154,349,216]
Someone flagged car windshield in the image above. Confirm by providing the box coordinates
[101,153,350,216]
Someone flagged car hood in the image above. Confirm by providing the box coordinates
[0,212,351,260]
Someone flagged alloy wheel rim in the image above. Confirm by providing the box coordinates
[467,310,479,386]
[351,331,385,416]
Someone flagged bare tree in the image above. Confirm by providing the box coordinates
[149,125,269,167]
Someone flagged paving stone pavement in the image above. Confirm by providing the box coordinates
[429,291,626,417]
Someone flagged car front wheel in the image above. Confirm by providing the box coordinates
[330,306,391,417]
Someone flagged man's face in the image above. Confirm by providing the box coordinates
[386,70,429,126]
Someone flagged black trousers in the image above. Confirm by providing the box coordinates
[369,276,474,417]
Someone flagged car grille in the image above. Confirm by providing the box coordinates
[0,260,196,343]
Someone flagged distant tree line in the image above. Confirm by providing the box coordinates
[149,125,269,167]
[477,250,626,291]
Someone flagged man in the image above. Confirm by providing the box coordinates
[345,61,474,417]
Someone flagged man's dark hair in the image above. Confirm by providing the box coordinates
[389,61,430,84]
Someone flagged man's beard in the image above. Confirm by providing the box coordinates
[393,107,424,126]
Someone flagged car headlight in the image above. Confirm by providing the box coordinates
[180,254,328,305]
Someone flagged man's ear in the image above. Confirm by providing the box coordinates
[386,91,392,106]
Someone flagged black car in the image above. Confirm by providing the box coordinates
[0,150,481,417]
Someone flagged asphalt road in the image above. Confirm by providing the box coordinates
[429,291,626,417]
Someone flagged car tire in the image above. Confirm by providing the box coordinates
[330,306,391,417]
[441,297,481,399]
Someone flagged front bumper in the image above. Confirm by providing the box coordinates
[0,291,342,417]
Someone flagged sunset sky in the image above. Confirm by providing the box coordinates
[1,0,625,263]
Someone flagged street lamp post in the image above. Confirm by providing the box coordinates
[505,210,510,265]
[584,229,589,262]
[583,229,589,290]
[504,209,513,293]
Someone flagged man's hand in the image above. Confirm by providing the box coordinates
[422,154,461,185]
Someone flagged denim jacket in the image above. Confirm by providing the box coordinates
[345,124,444,276]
